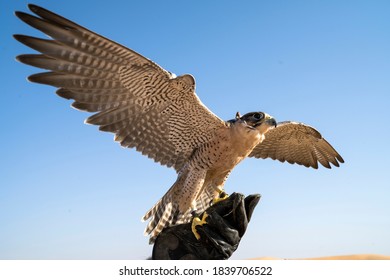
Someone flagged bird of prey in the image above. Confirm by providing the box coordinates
[14,4,344,243]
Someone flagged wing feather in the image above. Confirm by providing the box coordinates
[15,4,225,172]
[249,121,344,169]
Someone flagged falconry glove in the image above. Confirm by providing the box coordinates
[152,192,261,260]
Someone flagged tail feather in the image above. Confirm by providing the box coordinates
[142,171,187,243]
[142,190,182,244]
[148,202,175,244]
[173,189,214,223]
[142,182,220,243]
[195,187,215,211]
[142,171,219,243]
[142,197,169,235]
[141,197,162,223]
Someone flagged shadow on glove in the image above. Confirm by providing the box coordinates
[152,192,261,260]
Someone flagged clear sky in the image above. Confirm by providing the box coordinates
[1,0,389,260]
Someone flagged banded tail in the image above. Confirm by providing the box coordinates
[142,180,216,244]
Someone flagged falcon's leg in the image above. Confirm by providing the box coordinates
[212,190,229,205]
[210,172,231,205]
[191,212,209,240]
[190,188,229,239]
[190,172,231,239]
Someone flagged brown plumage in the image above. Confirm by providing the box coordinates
[14,4,344,243]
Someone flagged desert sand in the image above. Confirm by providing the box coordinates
[253,254,390,260]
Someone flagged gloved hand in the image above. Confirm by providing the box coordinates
[152,192,261,260]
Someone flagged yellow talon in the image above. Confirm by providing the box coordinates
[191,212,209,240]
[212,191,229,205]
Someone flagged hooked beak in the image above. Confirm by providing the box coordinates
[261,113,277,128]
[253,115,277,129]
[266,117,277,128]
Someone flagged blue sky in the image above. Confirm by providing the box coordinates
[1,0,389,259]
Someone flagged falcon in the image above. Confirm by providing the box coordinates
[14,4,344,243]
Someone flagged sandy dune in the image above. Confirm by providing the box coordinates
[254,254,390,260]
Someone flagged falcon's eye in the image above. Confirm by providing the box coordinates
[253,113,263,120]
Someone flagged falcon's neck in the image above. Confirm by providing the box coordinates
[229,121,264,157]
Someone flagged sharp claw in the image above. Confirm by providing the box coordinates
[191,212,209,240]
[212,191,229,205]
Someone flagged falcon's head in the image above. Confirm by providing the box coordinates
[232,111,277,134]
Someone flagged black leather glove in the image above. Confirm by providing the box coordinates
[152,192,261,260]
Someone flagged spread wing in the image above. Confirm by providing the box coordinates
[14,4,226,172]
[249,121,344,169]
